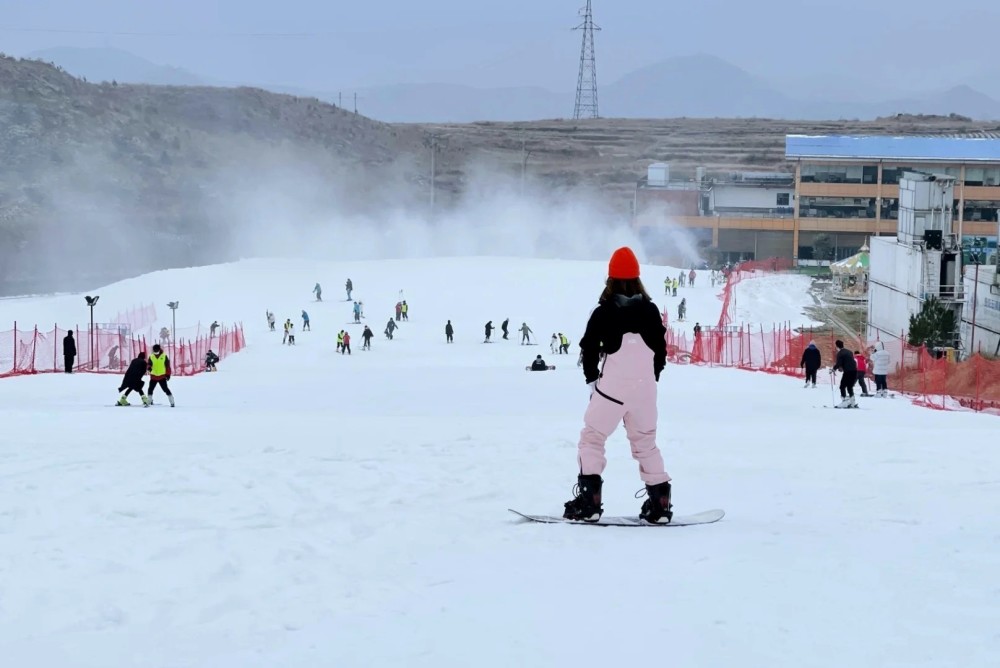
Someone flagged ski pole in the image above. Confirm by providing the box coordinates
[829,368,836,406]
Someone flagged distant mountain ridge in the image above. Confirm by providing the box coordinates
[24,47,1000,122]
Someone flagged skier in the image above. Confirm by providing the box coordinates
[357,301,365,319]
[302,310,310,331]
[313,283,323,302]
[831,339,858,408]
[116,351,150,406]
[205,349,220,372]
[286,322,296,345]
[558,333,570,354]
[678,270,685,288]
[342,331,352,355]
[395,302,402,322]
[147,344,175,407]
[563,246,672,524]
[800,341,821,387]
[854,350,871,397]
[550,333,559,354]
[678,298,687,321]
[336,330,344,352]
[345,278,353,300]
[353,301,361,324]
[689,269,696,287]
[519,322,533,345]
[870,342,891,397]
[664,277,670,295]
[283,319,292,345]
[484,321,494,343]
[210,321,220,337]
[159,327,170,346]
[267,311,276,332]
[362,326,373,350]
[672,278,678,297]
[63,330,76,373]
[501,318,510,340]
[445,320,454,343]
[693,322,702,338]
[401,301,409,321]
[385,319,396,340]
[530,354,550,371]
[107,345,120,370]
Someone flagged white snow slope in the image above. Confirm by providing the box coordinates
[1,258,998,668]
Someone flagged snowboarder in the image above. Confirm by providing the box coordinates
[445,320,454,343]
[530,354,551,371]
[678,298,686,321]
[832,339,857,408]
[353,302,361,324]
[210,321,220,337]
[484,321,494,343]
[501,318,510,340]
[854,350,871,396]
[63,330,76,373]
[116,351,149,406]
[870,342,891,397]
[362,326,373,350]
[267,311,276,332]
[385,319,396,340]
[342,331,352,355]
[147,344,175,407]
[800,341,821,387]
[302,310,310,331]
[519,322,533,345]
[558,333,570,354]
[205,349,220,372]
[401,301,409,321]
[563,246,672,524]
[345,278,353,300]
[313,283,323,302]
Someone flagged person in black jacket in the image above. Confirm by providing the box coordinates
[563,246,673,525]
[832,339,858,407]
[116,351,149,406]
[800,341,821,388]
[530,354,550,371]
[445,320,454,343]
[63,330,76,373]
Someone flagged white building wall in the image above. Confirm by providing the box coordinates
[867,237,925,346]
[710,184,793,211]
[961,265,1000,357]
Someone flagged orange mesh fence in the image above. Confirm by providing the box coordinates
[660,257,1000,415]
[1,322,246,379]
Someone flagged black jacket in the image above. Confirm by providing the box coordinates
[531,358,548,371]
[445,323,454,336]
[119,356,146,390]
[833,347,857,373]
[63,334,76,356]
[579,293,667,384]
[800,345,821,370]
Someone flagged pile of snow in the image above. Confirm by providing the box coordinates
[2,258,994,667]
[730,273,823,329]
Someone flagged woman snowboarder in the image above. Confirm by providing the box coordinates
[563,246,673,524]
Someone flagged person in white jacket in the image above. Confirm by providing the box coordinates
[870,342,892,397]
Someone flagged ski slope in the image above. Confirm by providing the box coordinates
[1,258,997,668]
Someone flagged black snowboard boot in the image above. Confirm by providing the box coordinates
[563,474,603,522]
[639,481,673,524]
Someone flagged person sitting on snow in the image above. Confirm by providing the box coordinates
[530,354,550,371]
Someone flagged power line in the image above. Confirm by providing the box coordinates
[0,26,334,38]
[572,1,600,120]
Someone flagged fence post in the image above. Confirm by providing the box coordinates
[12,321,16,373]
[30,326,38,373]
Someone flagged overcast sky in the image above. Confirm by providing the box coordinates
[3,0,1000,97]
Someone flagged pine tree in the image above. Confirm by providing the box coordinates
[907,297,957,349]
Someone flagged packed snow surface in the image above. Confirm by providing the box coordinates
[1,258,997,667]
[730,272,823,328]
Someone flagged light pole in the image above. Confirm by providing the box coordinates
[85,295,99,370]
[167,301,179,359]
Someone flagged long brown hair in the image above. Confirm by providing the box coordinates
[600,277,650,302]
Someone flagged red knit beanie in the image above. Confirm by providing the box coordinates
[608,246,640,280]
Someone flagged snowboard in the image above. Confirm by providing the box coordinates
[525,365,556,371]
[508,508,724,527]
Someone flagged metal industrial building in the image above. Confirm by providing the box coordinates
[634,135,1000,265]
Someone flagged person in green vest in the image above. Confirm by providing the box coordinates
[147,344,175,407]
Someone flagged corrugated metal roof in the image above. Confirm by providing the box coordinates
[785,135,1000,162]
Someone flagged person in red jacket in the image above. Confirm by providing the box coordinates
[854,349,870,397]
[563,246,673,524]
[342,331,352,355]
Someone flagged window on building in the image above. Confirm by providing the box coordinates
[800,197,876,219]
[863,166,878,184]
[776,193,790,206]
[962,200,1000,222]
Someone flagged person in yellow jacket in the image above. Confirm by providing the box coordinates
[558,333,570,355]
[337,330,345,352]
[146,344,175,407]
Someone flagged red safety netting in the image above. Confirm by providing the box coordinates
[1,322,246,378]
[662,257,1000,416]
